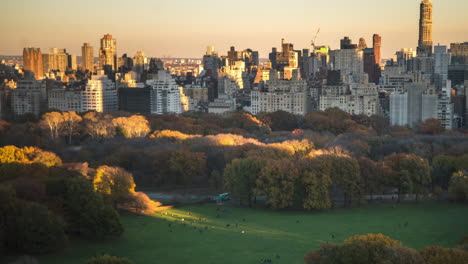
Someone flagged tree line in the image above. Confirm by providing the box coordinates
[0,146,158,256]
[304,233,468,264]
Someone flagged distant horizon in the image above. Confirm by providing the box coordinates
[1,0,467,59]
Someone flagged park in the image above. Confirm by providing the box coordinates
[39,201,468,264]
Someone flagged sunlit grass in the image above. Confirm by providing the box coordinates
[38,201,468,264]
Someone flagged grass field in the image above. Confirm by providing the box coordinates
[37,202,468,264]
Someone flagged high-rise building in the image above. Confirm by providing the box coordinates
[373,34,382,65]
[42,48,69,75]
[68,54,77,71]
[269,39,300,72]
[434,45,451,90]
[450,42,468,64]
[23,48,43,80]
[417,0,433,57]
[133,51,147,80]
[81,74,117,112]
[389,83,437,127]
[82,43,94,72]
[99,34,117,73]
[147,70,189,114]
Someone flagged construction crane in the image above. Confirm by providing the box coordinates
[311,28,321,51]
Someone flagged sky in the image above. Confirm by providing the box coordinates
[0,0,467,59]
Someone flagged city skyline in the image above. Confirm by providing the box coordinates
[1,0,467,59]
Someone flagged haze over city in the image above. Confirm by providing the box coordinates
[1,0,467,58]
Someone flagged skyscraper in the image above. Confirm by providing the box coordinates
[417,0,433,57]
[373,34,382,65]
[23,48,43,80]
[82,43,94,72]
[99,34,117,73]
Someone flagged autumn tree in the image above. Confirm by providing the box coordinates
[420,246,468,264]
[168,148,207,187]
[224,158,266,207]
[86,255,133,264]
[358,157,385,200]
[419,118,445,135]
[257,110,301,131]
[83,112,116,140]
[61,111,82,144]
[93,166,136,207]
[304,234,424,264]
[113,115,151,138]
[39,112,63,141]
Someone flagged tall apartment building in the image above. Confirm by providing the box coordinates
[146,70,189,114]
[434,45,451,90]
[82,43,94,72]
[11,80,46,116]
[99,34,117,72]
[81,74,117,112]
[23,48,43,80]
[250,70,308,115]
[389,83,437,127]
[133,51,147,81]
[437,84,454,129]
[42,48,69,74]
[417,0,433,57]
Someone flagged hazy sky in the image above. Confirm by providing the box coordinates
[0,0,467,59]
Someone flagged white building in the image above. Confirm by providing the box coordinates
[11,80,46,117]
[437,81,454,129]
[250,70,309,115]
[146,70,189,114]
[389,83,438,127]
[320,80,379,116]
[81,74,117,112]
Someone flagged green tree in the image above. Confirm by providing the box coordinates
[329,156,363,206]
[432,155,457,189]
[224,158,265,207]
[47,177,123,239]
[5,201,67,254]
[448,170,468,203]
[256,159,298,209]
[299,158,332,210]
[384,153,431,202]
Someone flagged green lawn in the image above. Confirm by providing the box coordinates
[38,202,468,264]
